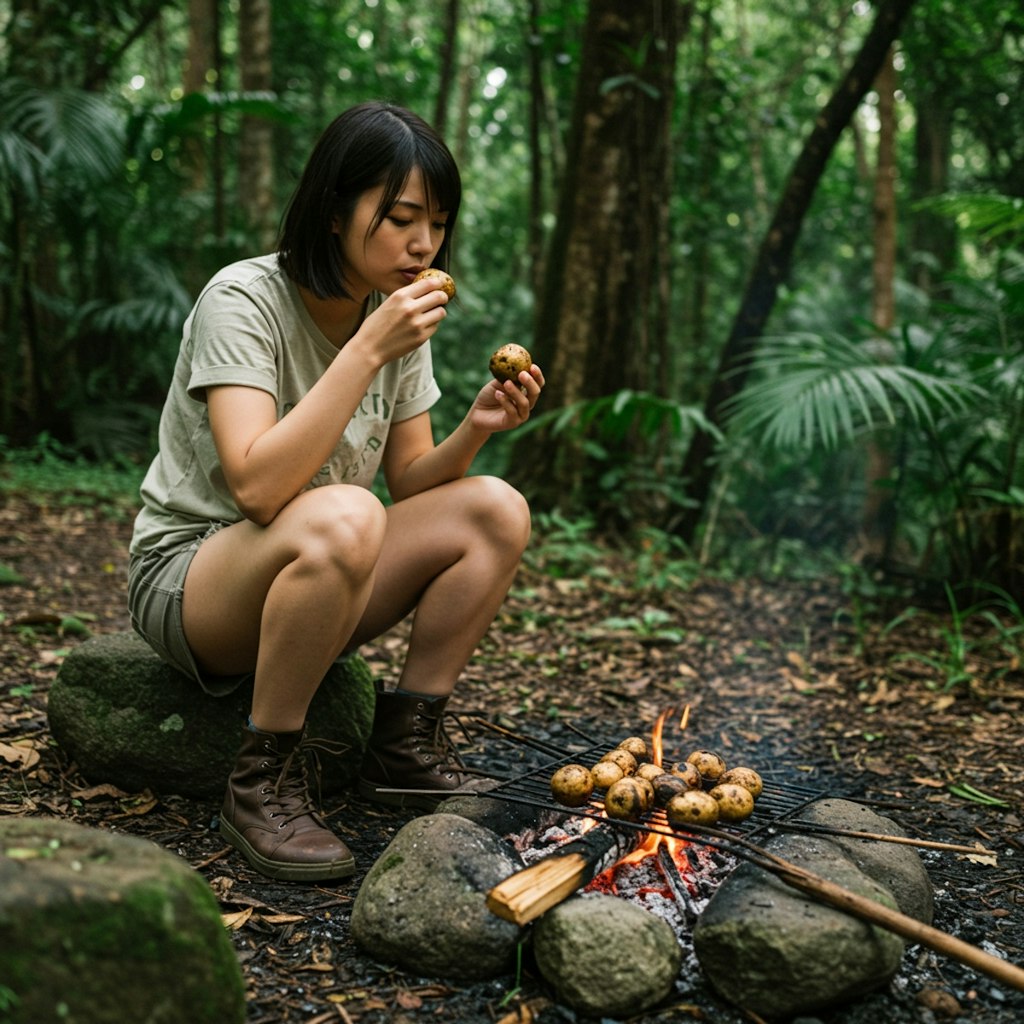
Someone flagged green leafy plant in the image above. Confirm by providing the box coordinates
[884,582,1023,692]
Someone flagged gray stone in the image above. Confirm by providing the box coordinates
[693,832,906,1020]
[436,793,567,838]
[0,817,245,1024]
[797,797,934,923]
[48,631,376,798]
[531,892,684,1018]
[350,812,525,981]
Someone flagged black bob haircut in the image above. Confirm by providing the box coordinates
[277,102,461,300]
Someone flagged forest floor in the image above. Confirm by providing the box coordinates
[1,490,1022,1024]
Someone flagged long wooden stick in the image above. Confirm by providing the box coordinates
[756,847,1024,993]
[784,821,993,856]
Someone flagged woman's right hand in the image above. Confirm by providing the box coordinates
[353,275,451,365]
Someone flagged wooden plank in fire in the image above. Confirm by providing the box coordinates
[486,822,640,925]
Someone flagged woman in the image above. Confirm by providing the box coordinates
[128,102,544,882]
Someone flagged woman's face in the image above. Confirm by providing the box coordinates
[339,167,449,299]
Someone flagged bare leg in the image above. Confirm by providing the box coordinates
[182,484,387,732]
[346,474,532,696]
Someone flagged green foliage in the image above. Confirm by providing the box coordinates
[883,582,1023,693]
[0,434,143,514]
[722,331,981,451]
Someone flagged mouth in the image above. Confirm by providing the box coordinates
[400,266,426,283]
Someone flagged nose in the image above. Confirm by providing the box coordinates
[408,222,432,256]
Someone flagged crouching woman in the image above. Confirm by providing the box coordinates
[127,102,544,882]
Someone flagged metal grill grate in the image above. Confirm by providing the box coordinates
[482,740,828,842]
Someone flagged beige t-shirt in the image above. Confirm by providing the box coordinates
[130,254,440,556]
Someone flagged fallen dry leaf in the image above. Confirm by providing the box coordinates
[0,739,40,770]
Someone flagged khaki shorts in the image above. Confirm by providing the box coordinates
[127,525,249,697]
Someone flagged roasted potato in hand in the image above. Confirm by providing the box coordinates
[665,789,720,826]
[719,766,763,799]
[686,749,727,784]
[550,764,595,807]
[489,343,533,383]
[709,783,755,822]
[414,267,456,298]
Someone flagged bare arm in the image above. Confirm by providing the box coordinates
[209,279,450,525]
[384,363,546,502]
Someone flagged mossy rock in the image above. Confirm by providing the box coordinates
[48,632,375,798]
[0,817,245,1024]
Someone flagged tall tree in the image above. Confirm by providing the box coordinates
[433,0,460,137]
[861,46,899,561]
[515,0,682,509]
[238,0,275,252]
[673,0,917,545]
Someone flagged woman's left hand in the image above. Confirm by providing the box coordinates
[468,363,545,434]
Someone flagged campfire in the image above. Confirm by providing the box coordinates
[470,707,1023,993]
[355,706,1024,1019]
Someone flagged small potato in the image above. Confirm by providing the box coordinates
[591,760,624,789]
[668,791,718,825]
[665,790,720,826]
[652,773,688,807]
[604,777,646,821]
[709,783,755,822]
[719,766,763,800]
[636,762,665,784]
[633,776,656,812]
[550,764,594,808]
[617,736,648,760]
[669,761,702,790]
[489,343,533,383]
[414,267,456,298]
[686,749,727,783]
[599,748,638,776]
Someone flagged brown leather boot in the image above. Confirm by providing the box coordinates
[357,688,497,810]
[220,725,355,881]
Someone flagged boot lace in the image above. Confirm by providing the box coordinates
[264,736,349,827]
[416,706,495,782]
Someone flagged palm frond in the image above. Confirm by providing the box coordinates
[0,78,124,184]
[723,333,984,450]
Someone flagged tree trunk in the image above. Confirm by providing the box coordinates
[861,47,899,562]
[433,0,460,137]
[238,0,275,252]
[673,0,918,545]
[908,95,954,295]
[533,0,680,400]
[526,0,546,295]
[183,0,217,193]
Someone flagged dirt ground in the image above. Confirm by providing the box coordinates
[1,491,1022,1024]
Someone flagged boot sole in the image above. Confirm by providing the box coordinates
[219,819,356,882]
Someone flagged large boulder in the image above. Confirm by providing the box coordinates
[531,892,685,1018]
[350,812,525,981]
[797,797,934,924]
[693,831,907,1020]
[0,817,245,1024]
[48,631,375,798]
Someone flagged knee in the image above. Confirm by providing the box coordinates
[293,486,387,577]
[461,476,532,556]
